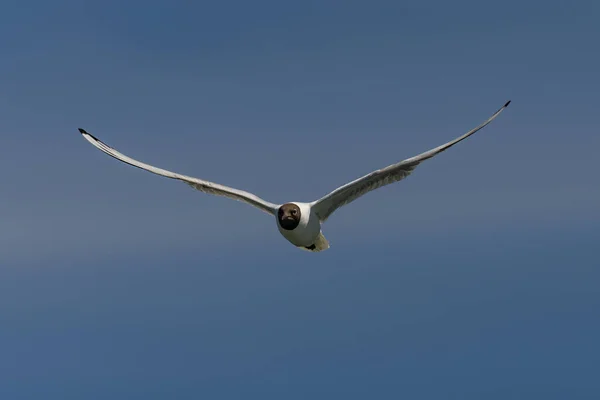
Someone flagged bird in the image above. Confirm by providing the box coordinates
[78,100,510,252]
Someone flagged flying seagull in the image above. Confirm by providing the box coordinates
[79,100,510,252]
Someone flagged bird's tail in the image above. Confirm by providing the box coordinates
[301,232,330,252]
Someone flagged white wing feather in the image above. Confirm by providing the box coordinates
[79,129,279,215]
[311,101,511,222]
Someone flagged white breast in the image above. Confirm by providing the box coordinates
[276,202,321,247]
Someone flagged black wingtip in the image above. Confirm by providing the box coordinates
[504,100,511,107]
[78,128,100,141]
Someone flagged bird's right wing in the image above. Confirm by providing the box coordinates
[78,128,280,215]
[311,101,511,222]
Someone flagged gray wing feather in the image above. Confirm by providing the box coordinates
[311,101,511,222]
[78,129,279,215]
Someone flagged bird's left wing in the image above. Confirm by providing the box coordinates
[78,129,279,215]
[310,101,511,222]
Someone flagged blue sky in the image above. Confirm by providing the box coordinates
[1,0,599,398]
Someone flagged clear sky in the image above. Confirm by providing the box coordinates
[1,0,599,398]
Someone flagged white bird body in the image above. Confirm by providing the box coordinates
[275,202,328,251]
[78,101,510,252]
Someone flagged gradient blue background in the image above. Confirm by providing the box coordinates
[1,0,599,398]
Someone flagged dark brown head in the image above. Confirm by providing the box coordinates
[278,203,301,230]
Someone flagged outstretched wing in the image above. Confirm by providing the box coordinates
[79,129,279,215]
[311,100,511,222]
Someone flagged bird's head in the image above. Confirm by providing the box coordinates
[277,203,301,230]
